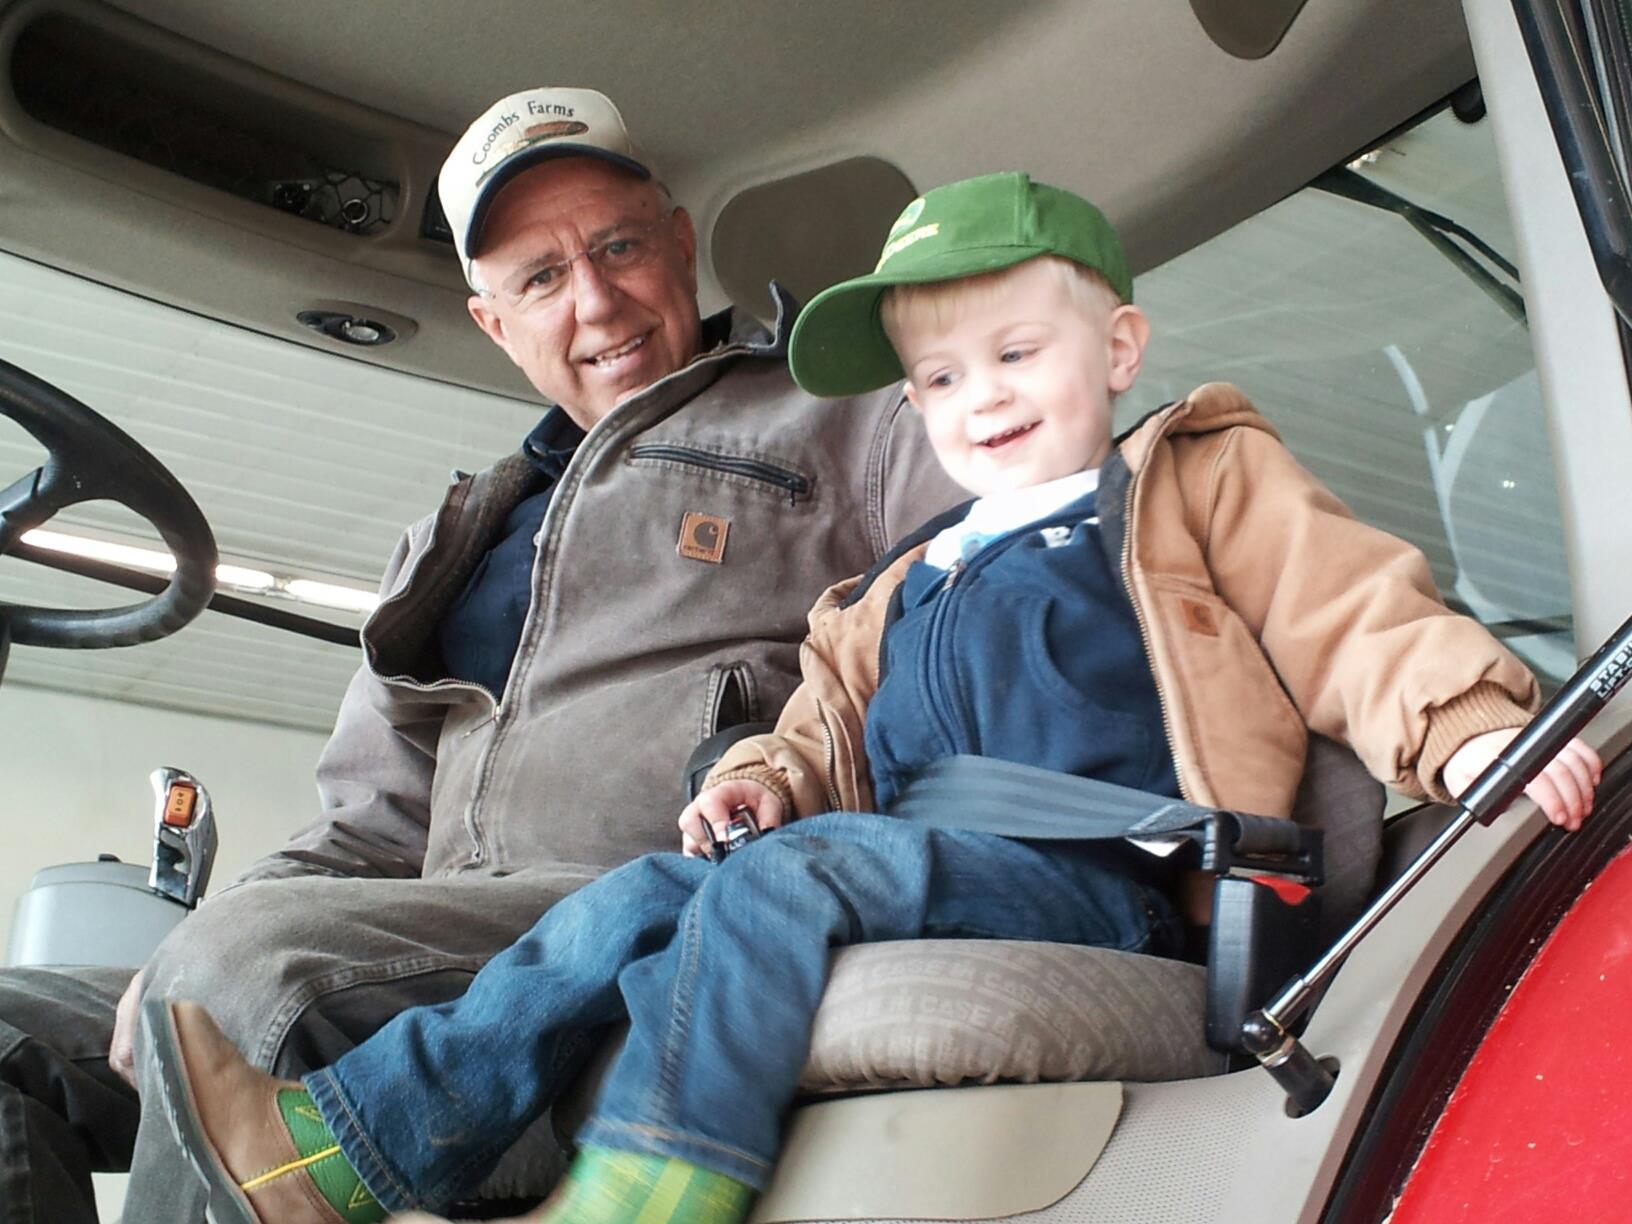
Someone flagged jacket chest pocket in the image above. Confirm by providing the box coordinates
[701,659,762,741]
[626,444,814,507]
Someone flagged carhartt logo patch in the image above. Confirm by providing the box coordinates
[1180,598,1219,637]
[678,512,730,564]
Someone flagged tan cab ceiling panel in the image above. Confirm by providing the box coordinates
[0,0,1476,394]
[712,157,918,323]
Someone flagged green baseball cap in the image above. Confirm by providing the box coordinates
[788,172,1131,397]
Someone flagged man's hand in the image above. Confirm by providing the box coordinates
[1443,729,1602,831]
[110,967,147,1089]
[679,779,786,857]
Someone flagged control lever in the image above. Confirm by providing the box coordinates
[149,767,217,908]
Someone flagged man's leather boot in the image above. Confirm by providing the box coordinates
[145,998,351,1224]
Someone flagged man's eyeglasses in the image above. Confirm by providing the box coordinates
[507,213,675,303]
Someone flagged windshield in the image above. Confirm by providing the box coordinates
[0,105,1574,947]
[0,256,541,931]
[1134,105,1573,686]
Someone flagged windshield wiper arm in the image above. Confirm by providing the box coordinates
[1314,166,1528,327]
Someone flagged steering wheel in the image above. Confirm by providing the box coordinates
[0,356,216,649]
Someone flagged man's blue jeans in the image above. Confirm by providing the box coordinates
[304,813,1181,1211]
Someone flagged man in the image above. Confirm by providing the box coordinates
[0,86,959,1222]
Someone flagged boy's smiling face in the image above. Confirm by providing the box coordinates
[890,258,1149,496]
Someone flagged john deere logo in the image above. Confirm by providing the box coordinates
[889,197,925,236]
[678,512,730,564]
[875,222,940,271]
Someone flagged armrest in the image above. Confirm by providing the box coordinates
[683,722,776,801]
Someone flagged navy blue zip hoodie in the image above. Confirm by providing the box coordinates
[864,488,1179,813]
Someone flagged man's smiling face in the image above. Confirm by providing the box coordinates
[467,158,703,428]
[890,258,1147,497]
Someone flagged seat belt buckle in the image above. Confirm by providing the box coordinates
[705,805,762,864]
[1196,812,1324,885]
[1205,874,1323,1052]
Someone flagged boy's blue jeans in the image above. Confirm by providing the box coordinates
[304,812,1181,1212]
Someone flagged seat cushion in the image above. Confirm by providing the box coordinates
[799,939,1226,1091]
[501,939,1225,1203]
[553,939,1224,1136]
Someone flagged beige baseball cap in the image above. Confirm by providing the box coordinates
[438,86,654,283]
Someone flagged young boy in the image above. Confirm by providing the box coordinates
[147,172,1600,1224]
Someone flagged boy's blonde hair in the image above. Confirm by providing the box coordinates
[880,255,1121,350]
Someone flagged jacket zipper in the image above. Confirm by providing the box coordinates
[1118,463,1191,802]
[364,498,503,717]
[627,444,811,506]
[921,508,1092,756]
[371,670,500,722]
[364,339,771,867]
[815,702,845,812]
[456,349,762,862]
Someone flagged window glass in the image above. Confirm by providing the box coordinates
[0,252,541,728]
[1132,108,1573,685]
[0,252,545,974]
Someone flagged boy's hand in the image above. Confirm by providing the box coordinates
[679,779,786,857]
[1443,729,1602,831]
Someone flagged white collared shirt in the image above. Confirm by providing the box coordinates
[924,468,1101,570]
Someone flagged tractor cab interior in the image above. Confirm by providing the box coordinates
[2,2,1631,1222]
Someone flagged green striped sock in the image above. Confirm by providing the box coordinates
[538,1146,755,1224]
[269,1088,385,1223]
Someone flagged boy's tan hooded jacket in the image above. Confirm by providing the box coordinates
[710,383,1540,822]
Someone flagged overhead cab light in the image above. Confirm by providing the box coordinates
[298,310,397,346]
[295,302,416,349]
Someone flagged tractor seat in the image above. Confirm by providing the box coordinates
[469,735,1383,1201]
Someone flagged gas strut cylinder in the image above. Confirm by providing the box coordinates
[1244,612,1632,1115]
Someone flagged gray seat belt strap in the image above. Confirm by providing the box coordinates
[890,755,1215,838]
[890,756,1312,869]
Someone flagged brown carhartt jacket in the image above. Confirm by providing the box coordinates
[709,383,1540,823]
[232,292,964,886]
